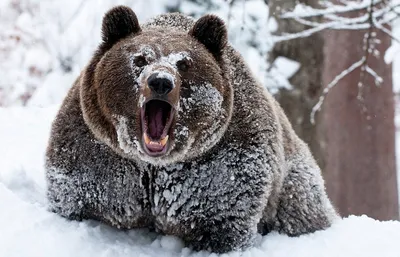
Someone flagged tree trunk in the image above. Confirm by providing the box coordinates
[321,25,399,220]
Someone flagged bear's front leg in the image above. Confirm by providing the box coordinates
[46,167,87,220]
[186,217,258,253]
[274,154,339,236]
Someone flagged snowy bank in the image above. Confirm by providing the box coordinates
[1,107,400,257]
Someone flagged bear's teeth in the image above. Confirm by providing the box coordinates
[160,135,169,146]
[143,133,169,146]
[143,133,151,145]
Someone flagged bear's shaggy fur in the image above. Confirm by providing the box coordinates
[46,6,338,253]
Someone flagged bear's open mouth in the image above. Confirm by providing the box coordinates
[141,99,174,156]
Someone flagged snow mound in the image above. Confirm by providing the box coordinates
[1,107,399,257]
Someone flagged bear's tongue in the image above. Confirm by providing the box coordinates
[148,105,164,139]
[146,100,169,139]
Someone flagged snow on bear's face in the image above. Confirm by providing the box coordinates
[91,7,233,166]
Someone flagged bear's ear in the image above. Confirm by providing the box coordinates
[189,15,227,57]
[101,6,141,46]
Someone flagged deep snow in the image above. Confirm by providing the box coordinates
[1,107,400,257]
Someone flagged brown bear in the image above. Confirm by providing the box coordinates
[46,6,338,253]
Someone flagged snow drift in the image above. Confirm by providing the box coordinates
[0,107,399,257]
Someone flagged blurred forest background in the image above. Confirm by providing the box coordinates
[1,0,399,220]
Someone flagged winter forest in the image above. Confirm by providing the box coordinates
[2,0,400,256]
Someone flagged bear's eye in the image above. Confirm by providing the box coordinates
[134,56,148,67]
[177,58,192,72]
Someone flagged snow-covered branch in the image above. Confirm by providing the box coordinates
[310,57,366,124]
[273,0,400,43]
[365,65,384,85]
[281,0,382,18]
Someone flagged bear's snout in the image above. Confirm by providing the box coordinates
[147,73,174,96]
[140,64,181,107]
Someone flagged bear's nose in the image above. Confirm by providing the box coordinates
[147,73,174,96]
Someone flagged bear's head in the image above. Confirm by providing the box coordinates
[81,6,233,166]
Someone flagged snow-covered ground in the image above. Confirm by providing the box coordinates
[0,106,400,257]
